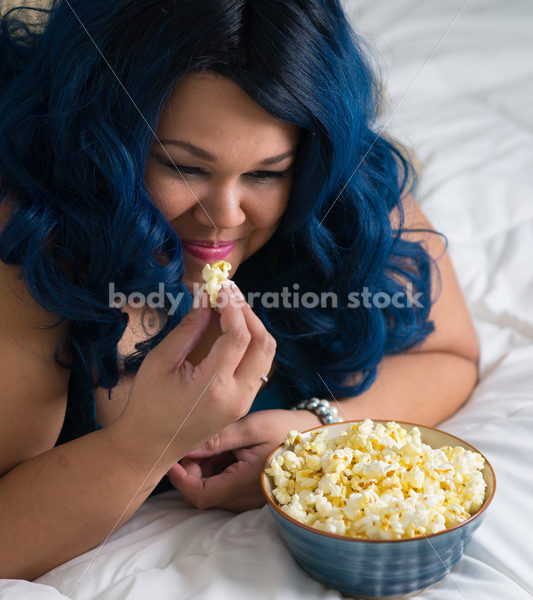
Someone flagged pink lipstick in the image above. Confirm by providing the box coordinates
[181,240,236,261]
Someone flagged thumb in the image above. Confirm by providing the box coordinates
[152,285,212,369]
[185,419,251,458]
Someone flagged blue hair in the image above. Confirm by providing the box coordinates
[0,0,444,403]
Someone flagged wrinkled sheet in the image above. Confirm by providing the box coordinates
[2,0,532,598]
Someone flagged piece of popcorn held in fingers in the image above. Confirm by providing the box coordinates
[186,260,237,367]
[200,260,235,308]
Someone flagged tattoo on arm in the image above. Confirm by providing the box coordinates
[140,306,165,337]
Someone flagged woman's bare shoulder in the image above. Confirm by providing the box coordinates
[0,184,66,337]
[0,185,72,475]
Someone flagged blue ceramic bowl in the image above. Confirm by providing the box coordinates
[261,421,496,599]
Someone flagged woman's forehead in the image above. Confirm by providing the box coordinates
[155,71,300,158]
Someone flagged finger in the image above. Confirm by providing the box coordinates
[167,461,187,479]
[180,456,218,479]
[199,285,252,379]
[167,458,202,495]
[151,286,212,371]
[198,452,237,477]
[177,454,237,478]
[184,419,255,459]
[166,462,196,501]
[169,454,265,511]
[180,457,203,478]
[232,293,277,386]
[196,456,268,510]
[182,460,247,510]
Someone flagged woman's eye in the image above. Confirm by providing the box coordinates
[165,164,204,176]
[159,160,289,182]
[248,170,289,181]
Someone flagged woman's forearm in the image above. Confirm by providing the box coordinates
[334,351,479,427]
[0,421,178,581]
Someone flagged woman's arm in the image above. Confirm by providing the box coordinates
[332,351,478,427]
[335,195,479,426]
[0,257,178,581]
[0,422,177,581]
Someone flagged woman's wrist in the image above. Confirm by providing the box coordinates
[290,397,343,426]
[104,414,178,479]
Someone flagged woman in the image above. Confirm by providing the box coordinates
[0,0,479,581]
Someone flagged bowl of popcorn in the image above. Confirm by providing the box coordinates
[261,419,495,598]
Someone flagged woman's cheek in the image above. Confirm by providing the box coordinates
[144,173,197,220]
[246,183,292,227]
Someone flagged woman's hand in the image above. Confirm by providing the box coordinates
[166,408,322,512]
[112,284,277,466]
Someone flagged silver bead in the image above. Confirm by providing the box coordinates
[307,399,319,409]
[318,399,330,408]
[329,406,338,417]
[324,414,335,424]
[316,405,328,416]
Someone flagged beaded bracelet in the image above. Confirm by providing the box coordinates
[290,397,343,425]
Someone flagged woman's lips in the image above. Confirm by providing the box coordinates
[182,241,236,261]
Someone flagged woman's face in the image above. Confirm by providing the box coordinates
[144,71,300,292]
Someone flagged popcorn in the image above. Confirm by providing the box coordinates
[265,419,487,540]
[201,260,234,308]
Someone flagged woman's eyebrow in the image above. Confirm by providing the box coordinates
[159,139,295,166]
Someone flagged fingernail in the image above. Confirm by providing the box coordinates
[229,282,245,301]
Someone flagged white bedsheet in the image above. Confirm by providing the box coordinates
[2,0,532,598]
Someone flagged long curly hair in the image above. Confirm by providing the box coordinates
[0,0,443,402]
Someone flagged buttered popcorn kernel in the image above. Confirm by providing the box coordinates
[264,419,486,540]
[201,260,234,308]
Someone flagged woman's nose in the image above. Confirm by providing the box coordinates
[191,184,246,229]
